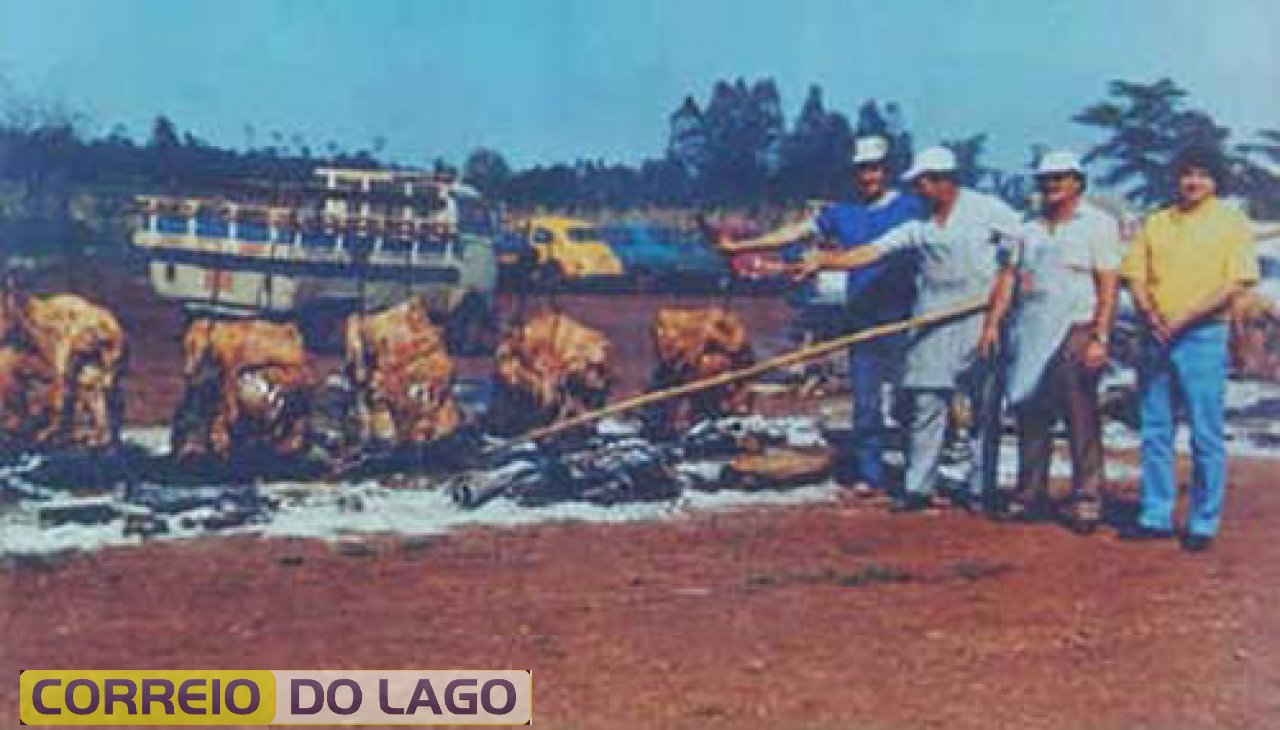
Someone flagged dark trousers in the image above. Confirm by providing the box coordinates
[1014,324,1105,503]
[846,332,906,487]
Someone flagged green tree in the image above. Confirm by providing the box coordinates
[1236,130,1280,220]
[700,78,780,204]
[941,133,993,189]
[667,96,707,177]
[148,115,180,150]
[638,157,693,206]
[463,148,512,198]
[147,115,184,190]
[777,84,853,200]
[750,79,784,175]
[1073,79,1232,207]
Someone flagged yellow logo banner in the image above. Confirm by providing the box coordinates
[20,670,532,726]
[20,670,276,725]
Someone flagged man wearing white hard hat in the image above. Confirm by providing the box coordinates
[794,144,1022,512]
[977,150,1122,532]
[718,135,923,497]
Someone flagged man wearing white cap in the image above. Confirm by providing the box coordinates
[977,150,1121,532]
[718,135,924,497]
[794,145,1022,512]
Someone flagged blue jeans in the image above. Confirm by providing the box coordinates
[1137,322,1229,537]
[847,332,906,488]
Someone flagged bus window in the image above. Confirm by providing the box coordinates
[195,215,230,237]
[238,212,271,242]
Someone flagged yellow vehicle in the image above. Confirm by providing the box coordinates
[522,216,624,286]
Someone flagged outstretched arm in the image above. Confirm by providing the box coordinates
[790,247,880,281]
[790,221,918,280]
[715,217,816,253]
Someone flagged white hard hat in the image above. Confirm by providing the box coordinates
[852,136,890,166]
[1035,150,1084,177]
[902,146,957,181]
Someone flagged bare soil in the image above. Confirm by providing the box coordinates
[4,262,1278,729]
[4,464,1279,729]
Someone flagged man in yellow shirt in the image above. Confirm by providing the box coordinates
[1120,146,1259,551]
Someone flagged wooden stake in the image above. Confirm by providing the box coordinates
[500,295,989,450]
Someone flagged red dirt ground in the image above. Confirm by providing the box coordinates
[4,264,1278,728]
[3,462,1279,729]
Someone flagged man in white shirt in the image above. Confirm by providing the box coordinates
[978,151,1121,533]
[794,146,1022,512]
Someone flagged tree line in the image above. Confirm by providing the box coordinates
[478,77,1280,218]
[2,76,1279,256]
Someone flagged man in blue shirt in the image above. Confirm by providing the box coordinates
[718,136,923,496]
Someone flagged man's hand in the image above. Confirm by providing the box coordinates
[977,323,1001,359]
[1163,314,1189,342]
[713,235,740,254]
[789,251,827,282]
[1146,311,1174,344]
[1082,337,1108,370]
[1165,308,1211,343]
[1018,270,1036,294]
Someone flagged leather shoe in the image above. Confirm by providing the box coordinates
[1067,500,1102,536]
[850,481,879,499]
[1117,524,1175,541]
[1181,533,1214,552]
[888,494,934,514]
[998,498,1054,524]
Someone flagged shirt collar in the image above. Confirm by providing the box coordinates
[1036,199,1088,230]
[1173,195,1220,220]
[868,189,900,210]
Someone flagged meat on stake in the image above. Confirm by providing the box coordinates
[0,284,126,448]
[650,307,754,431]
[174,318,312,462]
[344,296,460,446]
[488,313,613,436]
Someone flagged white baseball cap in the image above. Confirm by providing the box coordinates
[1035,150,1084,177]
[851,136,890,166]
[902,146,957,181]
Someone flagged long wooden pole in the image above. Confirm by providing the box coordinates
[500,295,988,450]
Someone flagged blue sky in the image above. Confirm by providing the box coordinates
[2,0,1278,172]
